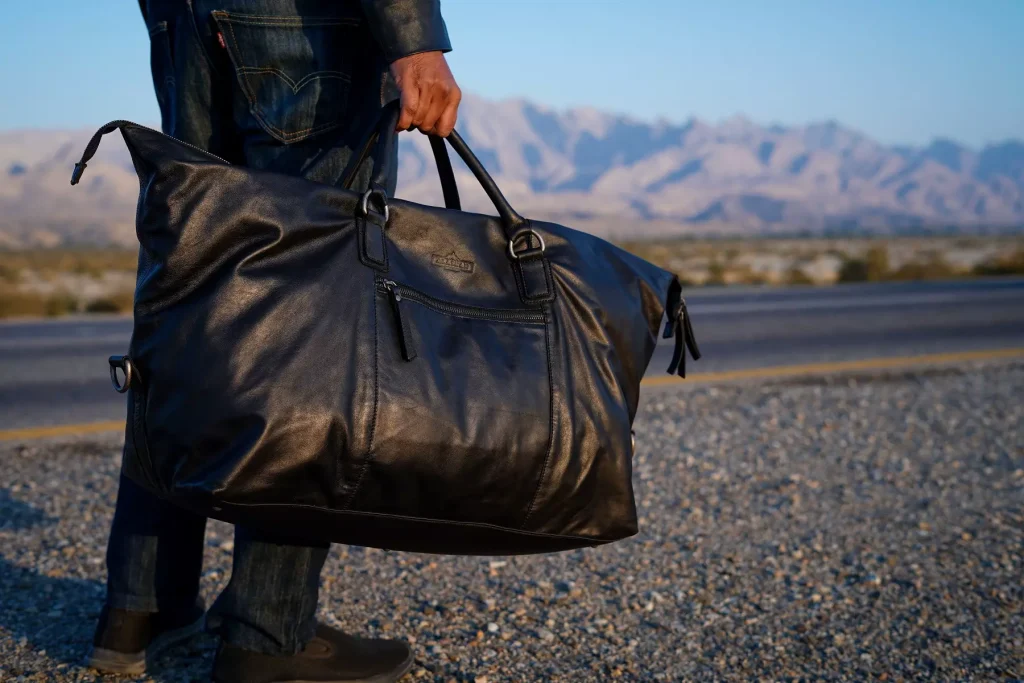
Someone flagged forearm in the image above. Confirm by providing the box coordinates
[361,0,452,63]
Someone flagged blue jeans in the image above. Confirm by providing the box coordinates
[106,0,398,655]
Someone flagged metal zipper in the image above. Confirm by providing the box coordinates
[109,120,232,166]
[377,278,545,324]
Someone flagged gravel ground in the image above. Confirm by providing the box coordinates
[1,361,1021,682]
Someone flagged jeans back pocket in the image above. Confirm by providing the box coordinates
[211,10,364,144]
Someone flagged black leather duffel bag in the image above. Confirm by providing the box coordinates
[72,103,700,555]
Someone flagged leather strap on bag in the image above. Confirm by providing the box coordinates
[343,101,551,304]
[70,120,133,185]
[340,101,460,210]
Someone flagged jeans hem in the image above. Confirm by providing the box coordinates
[106,591,201,613]
[106,592,161,613]
[207,613,304,656]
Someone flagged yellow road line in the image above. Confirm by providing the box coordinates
[642,347,1024,387]
[1,347,1022,442]
[0,420,124,442]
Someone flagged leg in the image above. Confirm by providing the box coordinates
[90,474,207,674]
[207,527,329,654]
[105,475,207,612]
[140,0,390,658]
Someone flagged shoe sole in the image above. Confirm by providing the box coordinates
[220,649,416,683]
[88,612,206,675]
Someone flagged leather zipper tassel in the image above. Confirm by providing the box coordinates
[383,280,417,361]
[681,299,701,362]
[666,299,699,377]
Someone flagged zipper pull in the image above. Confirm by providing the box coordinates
[666,298,700,378]
[383,280,416,361]
[680,298,701,361]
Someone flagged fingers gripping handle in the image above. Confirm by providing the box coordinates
[342,101,526,235]
[340,101,460,210]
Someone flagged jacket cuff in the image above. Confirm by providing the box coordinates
[361,0,452,63]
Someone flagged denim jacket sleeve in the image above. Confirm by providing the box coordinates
[360,0,452,63]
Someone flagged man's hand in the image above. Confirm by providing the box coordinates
[390,51,462,137]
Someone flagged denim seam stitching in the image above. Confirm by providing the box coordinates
[224,19,257,110]
[214,14,360,27]
[187,0,223,78]
[236,67,352,90]
[219,15,349,143]
[250,114,343,142]
[291,550,313,653]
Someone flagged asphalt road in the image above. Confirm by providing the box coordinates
[1,278,1022,431]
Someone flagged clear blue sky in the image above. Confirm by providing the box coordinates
[1,0,1021,148]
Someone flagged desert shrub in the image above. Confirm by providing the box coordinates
[838,245,890,282]
[705,260,726,286]
[864,246,890,280]
[888,254,958,281]
[785,267,814,285]
[0,263,20,284]
[0,287,49,318]
[85,290,134,313]
[837,259,869,282]
[973,249,1024,276]
[743,274,771,286]
[85,298,121,313]
[0,249,137,279]
[44,293,78,317]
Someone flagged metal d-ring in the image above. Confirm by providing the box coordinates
[109,355,133,394]
[507,228,546,260]
[359,188,389,224]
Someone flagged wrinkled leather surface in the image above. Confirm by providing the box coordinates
[101,121,686,555]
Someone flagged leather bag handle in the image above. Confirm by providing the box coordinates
[341,100,527,235]
[340,101,459,210]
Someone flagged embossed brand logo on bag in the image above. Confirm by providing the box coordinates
[432,251,475,273]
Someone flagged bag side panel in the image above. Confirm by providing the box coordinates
[121,125,375,510]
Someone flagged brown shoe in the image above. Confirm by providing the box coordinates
[212,623,413,683]
[88,600,206,675]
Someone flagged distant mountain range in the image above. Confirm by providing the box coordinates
[1,94,1021,247]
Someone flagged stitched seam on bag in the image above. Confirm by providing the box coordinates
[520,257,554,303]
[342,276,380,510]
[357,216,389,271]
[212,501,610,544]
[132,384,163,496]
[521,309,556,529]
